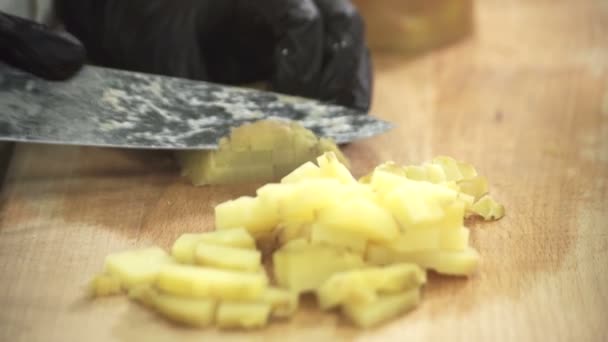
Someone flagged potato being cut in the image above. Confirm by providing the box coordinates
[216,302,272,329]
[342,289,421,328]
[156,264,267,300]
[103,247,173,289]
[194,242,261,272]
[317,263,426,310]
[176,120,350,186]
[171,228,256,264]
[273,242,365,293]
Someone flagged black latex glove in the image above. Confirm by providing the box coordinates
[54,0,373,111]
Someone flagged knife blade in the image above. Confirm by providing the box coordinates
[0,62,392,150]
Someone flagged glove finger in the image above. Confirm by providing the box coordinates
[313,0,373,111]
[241,0,324,99]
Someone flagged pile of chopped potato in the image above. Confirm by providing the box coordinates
[90,153,504,329]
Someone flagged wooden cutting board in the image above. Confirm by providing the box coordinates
[1,1,607,341]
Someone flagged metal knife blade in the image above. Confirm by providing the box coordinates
[0,63,392,150]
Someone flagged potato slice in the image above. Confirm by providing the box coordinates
[317,263,426,310]
[216,302,272,329]
[259,287,299,318]
[310,223,367,254]
[103,247,173,289]
[89,273,123,297]
[215,196,278,236]
[171,228,256,264]
[342,289,421,328]
[156,264,267,300]
[471,195,505,220]
[194,242,261,272]
[131,286,217,327]
[316,197,399,243]
[273,243,365,293]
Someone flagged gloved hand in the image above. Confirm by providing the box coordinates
[1,0,373,111]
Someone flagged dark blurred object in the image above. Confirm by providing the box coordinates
[54,0,373,111]
[352,0,473,54]
[0,11,85,81]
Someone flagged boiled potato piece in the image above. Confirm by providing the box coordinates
[431,156,464,181]
[273,243,365,293]
[104,247,172,289]
[316,152,357,184]
[440,227,470,251]
[388,229,440,252]
[132,286,217,327]
[215,196,278,236]
[216,302,272,329]
[310,223,367,254]
[316,197,399,243]
[259,287,299,318]
[281,161,321,184]
[278,223,311,245]
[171,228,256,264]
[89,273,122,297]
[366,246,480,276]
[194,242,261,272]
[342,289,421,328]
[279,179,347,226]
[458,176,489,201]
[156,264,267,300]
[471,195,505,220]
[317,263,426,310]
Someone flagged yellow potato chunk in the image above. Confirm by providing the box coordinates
[316,152,357,184]
[103,247,172,289]
[156,264,267,300]
[194,242,261,272]
[171,228,256,264]
[89,273,123,297]
[131,286,217,327]
[388,229,440,252]
[342,289,421,328]
[458,176,489,201]
[317,263,426,310]
[215,196,278,236]
[440,227,470,251]
[310,223,367,254]
[432,156,464,181]
[259,287,299,318]
[277,223,311,245]
[273,243,365,293]
[422,163,448,183]
[471,195,505,220]
[316,197,399,243]
[366,246,480,276]
[281,161,321,183]
[216,302,272,329]
[279,179,346,225]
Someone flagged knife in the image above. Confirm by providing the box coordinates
[0,62,392,150]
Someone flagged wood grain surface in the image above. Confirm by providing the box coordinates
[1,0,607,341]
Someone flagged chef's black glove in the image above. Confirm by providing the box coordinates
[54,0,373,111]
[0,11,85,81]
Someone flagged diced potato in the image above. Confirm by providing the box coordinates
[156,264,267,300]
[279,179,347,226]
[194,242,261,272]
[215,196,278,236]
[471,195,505,220]
[440,227,470,251]
[403,165,428,181]
[426,200,465,231]
[342,289,421,328]
[171,229,256,264]
[259,287,299,318]
[456,160,478,179]
[316,197,399,243]
[317,263,426,310]
[310,224,367,254]
[132,286,217,327]
[89,273,122,297]
[458,176,489,201]
[369,169,409,195]
[366,246,480,276]
[422,163,447,183]
[382,187,444,229]
[388,229,440,252]
[316,152,357,184]
[281,161,321,183]
[103,247,173,289]
[432,156,464,181]
[273,243,365,293]
[216,302,272,329]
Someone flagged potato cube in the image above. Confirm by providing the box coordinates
[316,152,357,184]
[281,161,321,183]
[279,179,347,225]
[103,247,172,289]
[215,196,278,236]
[388,229,440,252]
[157,264,267,300]
[310,224,367,254]
[278,223,311,245]
[403,165,428,181]
[317,263,426,310]
[422,163,447,183]
[369,169,408,195]
[440,227,470,251]
[273,243,365,293]
[432,156,464,181]
[194,242,261,272]
[171,229,256,264]
[458,176,489,201]
[456,160,478,179]
[259,287,299,318]
[89,273,122,297]
[471,195,505,220]
[316,197,399,243]
[216,302,272,329]
[342,289,421,328]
